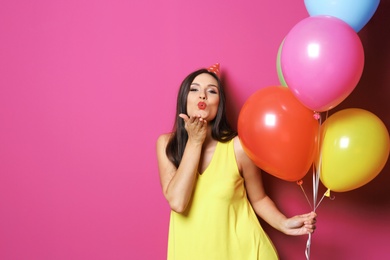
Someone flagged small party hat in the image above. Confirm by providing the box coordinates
[207,63,220,78]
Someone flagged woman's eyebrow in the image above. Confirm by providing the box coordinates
[190,82,218,88]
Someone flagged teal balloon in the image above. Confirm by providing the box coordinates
[304,0,380,32]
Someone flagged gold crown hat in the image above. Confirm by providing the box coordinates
[207,63,221,78]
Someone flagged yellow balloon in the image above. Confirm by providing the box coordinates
[320,108,390,192]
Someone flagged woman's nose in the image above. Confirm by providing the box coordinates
[199,91,207,100]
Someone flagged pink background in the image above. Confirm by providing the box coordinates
[1,1,389,259]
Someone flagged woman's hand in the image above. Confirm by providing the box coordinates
[283,212,317,236]
[179,114,207,144]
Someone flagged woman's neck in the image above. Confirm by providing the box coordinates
[203,127,216,147]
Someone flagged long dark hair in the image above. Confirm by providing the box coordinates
[166,68,237,168]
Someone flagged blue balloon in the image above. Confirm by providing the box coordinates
[304,0,380,32]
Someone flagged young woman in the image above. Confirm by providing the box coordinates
[156,64,316,259]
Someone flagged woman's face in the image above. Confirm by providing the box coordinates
[186,73,220,121]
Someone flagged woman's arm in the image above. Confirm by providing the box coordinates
[156,115,207,213]
[234,137,316,235]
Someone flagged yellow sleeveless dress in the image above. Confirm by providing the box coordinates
[167,140,279,259]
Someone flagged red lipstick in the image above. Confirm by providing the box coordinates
[198,102,207,110]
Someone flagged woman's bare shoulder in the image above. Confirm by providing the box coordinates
[156,133,172,149]
[233,136,245,154]
[233,136,255,166]
[233,136,261,177]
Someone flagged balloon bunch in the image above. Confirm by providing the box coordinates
[239,1,389,259]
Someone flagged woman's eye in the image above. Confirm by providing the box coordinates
[208,89,218,94]
[190,88,198,92]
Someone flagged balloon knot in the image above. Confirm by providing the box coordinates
[313,113,321,120]
[324,189,335,200]
[296,180,303,185]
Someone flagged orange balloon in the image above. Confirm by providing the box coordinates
[238,86,319,181]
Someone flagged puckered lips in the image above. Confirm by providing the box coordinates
[198,102,207,110]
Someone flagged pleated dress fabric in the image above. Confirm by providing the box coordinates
[167,139,278,260]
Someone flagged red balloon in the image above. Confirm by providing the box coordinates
[238,86,319,181]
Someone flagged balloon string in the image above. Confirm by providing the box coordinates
[306,165,319,260]
[315,191,327,211]
[314,189,335,211]
[313,158,321,208]
[313,111,322,207]
[298,181,313,209]
[313,110,331,210]
[312,113,322,209]
[305,111,324,260]
[305,233,312,260]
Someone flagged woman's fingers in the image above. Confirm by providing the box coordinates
[179,114,205,127]
[179,113,190,122]
[179,114,207,141]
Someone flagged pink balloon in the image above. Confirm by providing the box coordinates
[281,16,364,112]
